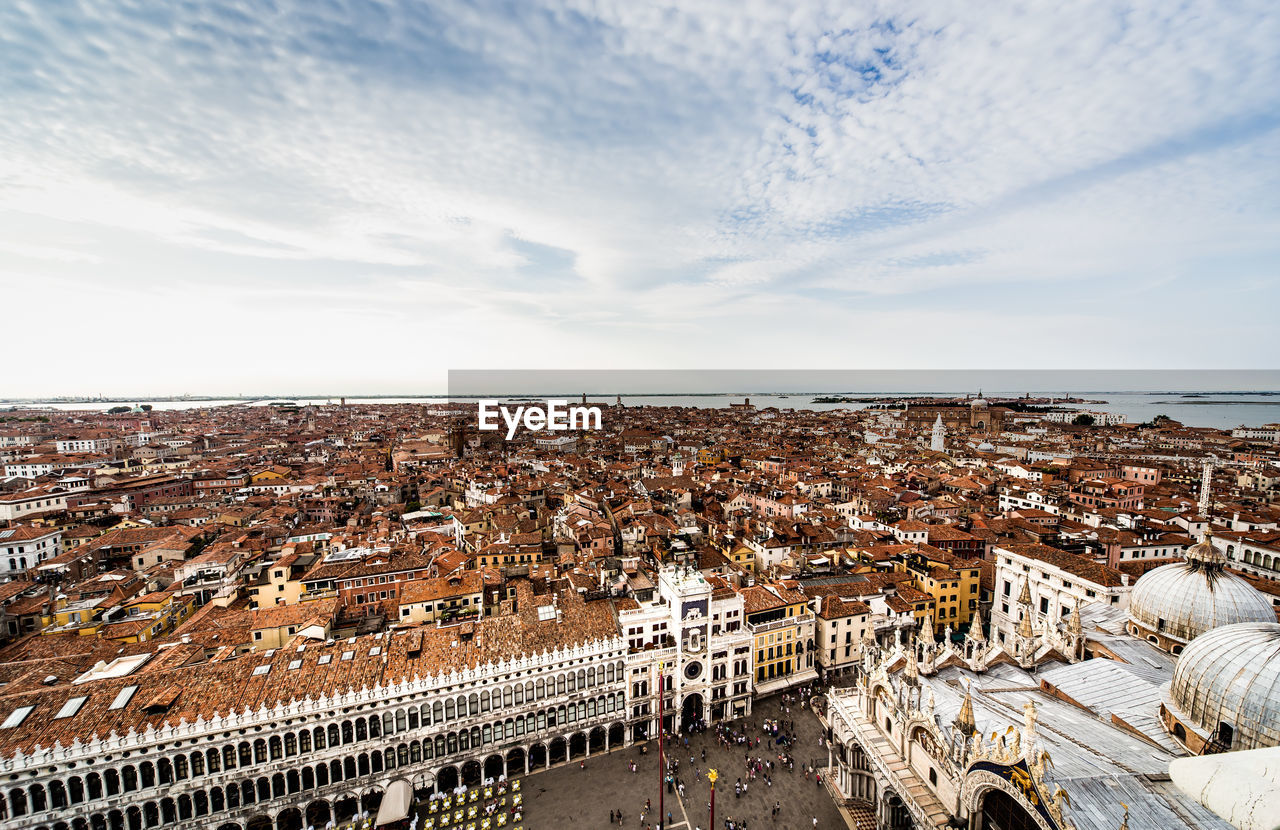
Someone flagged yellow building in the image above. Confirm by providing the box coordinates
[99,590,196,643]
[894,545,982,629]
[726,542,756,572]
[250,466,290,483]
[248,598,338,651]
[741,582,818,694]
[40,597,109,637]
[248,552,308,609]
[698,446,724,465]
[397,573,484,624]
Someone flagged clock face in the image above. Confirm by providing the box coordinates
[684,661,702,680]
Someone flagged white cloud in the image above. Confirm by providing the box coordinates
[0,0,1277,395]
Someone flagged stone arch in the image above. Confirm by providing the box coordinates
[305,800,331,828]
[681,693,704,731]
[529,743,547,769]
[506,746,526,776]
[961,769,1052,830]
[360,788,383,816]
[484,754,504,781]
[609,722,625,747]
[244,815,273,830]
[569,732,587,759]
[275,807,302,830]
[334,795,359,823]
[436,765,459,793]
[977,786,1043,830]
[461,759,483,787]
[882,790,913,830]
[589,725,607,753]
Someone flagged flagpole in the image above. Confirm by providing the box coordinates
[658,661,665,830]
[708,768,718,830]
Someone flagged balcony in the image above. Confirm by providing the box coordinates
[748,612,814,636]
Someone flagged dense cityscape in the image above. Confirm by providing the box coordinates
[0,396,1277,830]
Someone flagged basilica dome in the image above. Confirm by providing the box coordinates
[1165,622,1280,752]
[1126,531,1274,652]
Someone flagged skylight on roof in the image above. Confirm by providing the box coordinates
[252,665,271,676]
[108,685,139,710]
[537,605,556,621]
[341,651,354,661]
[318,655,332,665]
[54,697,88,719]
[288,660,302,670]
[1,706,34,729]
[369,646,381,656]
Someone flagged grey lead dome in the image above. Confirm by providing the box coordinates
[1127,533,1274,645]
[1169,622,1280,751]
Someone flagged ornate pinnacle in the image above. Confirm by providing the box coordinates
[967,606,986,642]
[954,687,976,737]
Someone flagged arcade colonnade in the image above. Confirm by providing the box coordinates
[0,647,629,830]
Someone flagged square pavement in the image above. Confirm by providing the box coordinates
[516,694,847,830]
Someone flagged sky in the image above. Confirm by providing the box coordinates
[1,0,1278,397]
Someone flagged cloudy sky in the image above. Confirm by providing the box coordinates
[2,1,1278,396]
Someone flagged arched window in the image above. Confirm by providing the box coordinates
[268,735,283,760]
[355,719,368,742]
[284,732,298,756]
